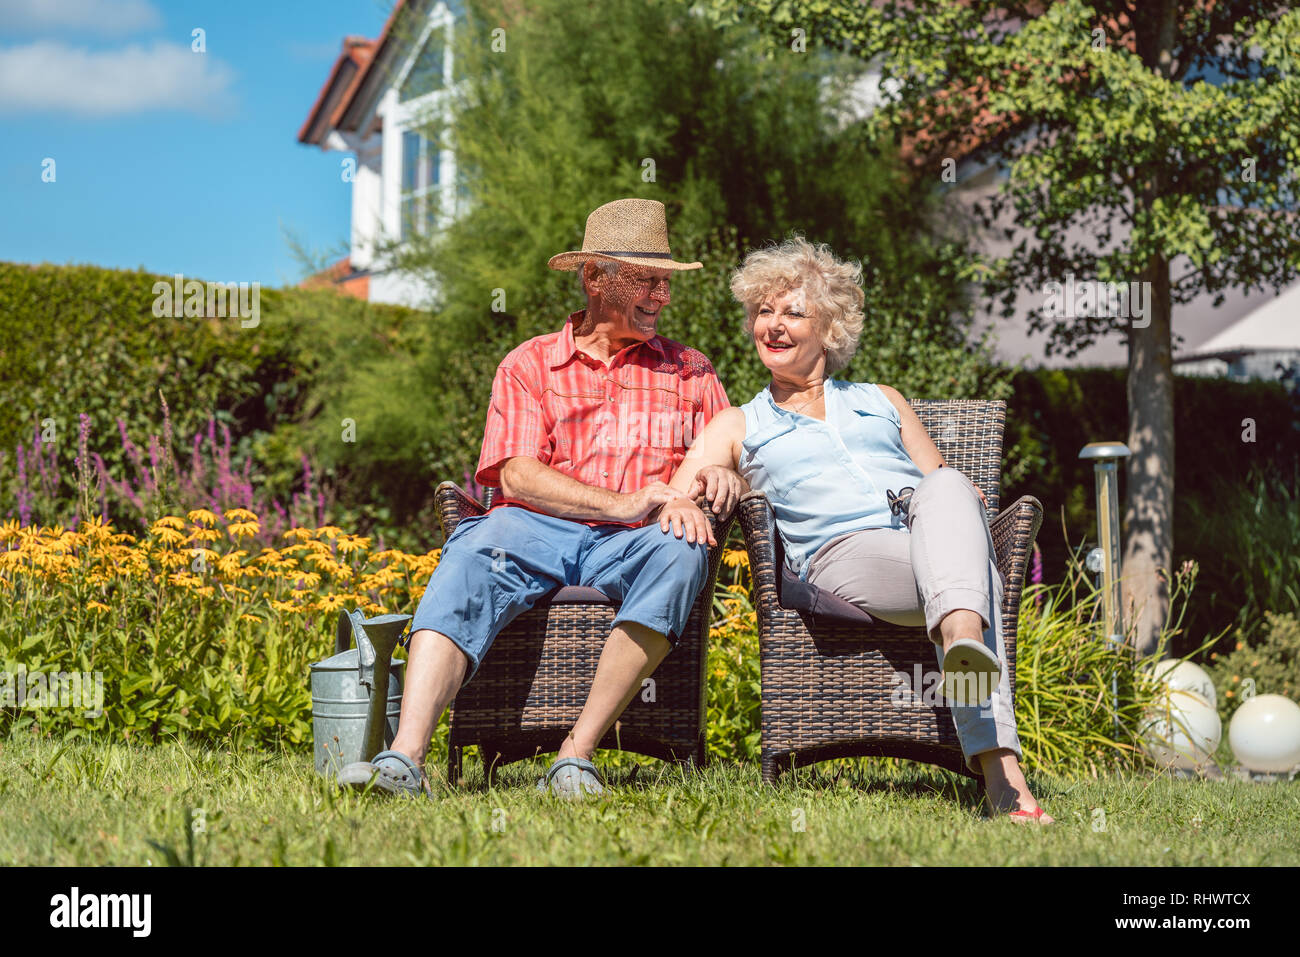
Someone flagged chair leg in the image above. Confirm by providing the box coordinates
[761,751,778,786]
[692,734,707,773]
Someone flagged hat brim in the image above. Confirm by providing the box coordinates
[547,251,703,272]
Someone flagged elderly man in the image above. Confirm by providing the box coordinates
[339,198,742,798]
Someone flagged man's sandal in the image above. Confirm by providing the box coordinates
[537,757,605,800]
[337,749,432,798]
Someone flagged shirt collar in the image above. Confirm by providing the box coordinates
[547,310,666,369]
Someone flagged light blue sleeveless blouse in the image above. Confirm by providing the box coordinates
[738,379,925,579]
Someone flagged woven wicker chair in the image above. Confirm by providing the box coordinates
[432,482,736,785]
[737,399,1043,784]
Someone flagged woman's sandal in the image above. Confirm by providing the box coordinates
[1007,806,1054,825]
[942,638,1002,706]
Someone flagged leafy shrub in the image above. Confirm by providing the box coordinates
[1011,551,1206,776]
[1206,612,1300,725]
[0,512,437,746]
[1182,466,1300,646]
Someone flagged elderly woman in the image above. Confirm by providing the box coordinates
[665,236,1051,822]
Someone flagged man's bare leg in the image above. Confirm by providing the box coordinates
[388,628,468,770]
[556,622,670,761]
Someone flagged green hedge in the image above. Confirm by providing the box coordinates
[0,262,421,531]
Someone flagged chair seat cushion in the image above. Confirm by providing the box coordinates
[777,562,874,626]
[546,585,614,604]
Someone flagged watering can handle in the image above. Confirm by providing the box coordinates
[334,609,378,688]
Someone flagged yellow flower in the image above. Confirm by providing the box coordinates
[315,525,343,540]
[153,516,186,530]
[722,549,750,568]
[283,527,316,542]
[336,535,371,555]
[225,507,259,523]
[0,518,21,543]
[87,600,111,613]
[228,521,260,539]
[186,527,223,544]
[155,550,190,569]
[216,551,249,577]
[313,594,348,613]
[151,527,186,546]
[187,508,219,527]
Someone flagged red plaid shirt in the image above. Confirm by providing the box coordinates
[476,311,730,513]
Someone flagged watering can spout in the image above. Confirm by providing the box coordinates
[339,609,411,764]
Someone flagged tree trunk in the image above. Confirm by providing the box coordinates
[1123,0,1180,657]
[1123,252,1174,655]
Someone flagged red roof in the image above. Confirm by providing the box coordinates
[297,0,409,146]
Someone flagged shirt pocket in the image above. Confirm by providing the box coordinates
[845,406,906,460]
[741,417,821,498]
[545,390,603,459]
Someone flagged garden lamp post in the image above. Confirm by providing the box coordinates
[1079,441,1131,643]
[1080,441,1131,732]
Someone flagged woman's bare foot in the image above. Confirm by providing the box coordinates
[977,748,1055,824]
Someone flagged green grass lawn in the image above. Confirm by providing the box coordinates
[2,730,1297,866]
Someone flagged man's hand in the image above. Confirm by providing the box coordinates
[686,465,746,517]
[658,495,715,547]
[612,481,685,525]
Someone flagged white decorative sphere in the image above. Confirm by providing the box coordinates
[1228,694,1300,773]
[1151,658,1217,708]
[1141,690,1222,769]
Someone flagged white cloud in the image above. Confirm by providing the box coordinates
[0,0,162,35]
[0,40,236,115]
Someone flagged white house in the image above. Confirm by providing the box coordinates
[297,0,462,306]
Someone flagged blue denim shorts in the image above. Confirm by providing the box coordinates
[410,506,710,684]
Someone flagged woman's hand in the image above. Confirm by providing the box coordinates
[686,464,747,517]
[658,494,716,547]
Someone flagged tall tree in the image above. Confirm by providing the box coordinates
[711,0,1300,651]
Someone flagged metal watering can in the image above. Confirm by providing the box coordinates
[310,609,411,776]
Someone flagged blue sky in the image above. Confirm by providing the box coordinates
[1,0,395,287]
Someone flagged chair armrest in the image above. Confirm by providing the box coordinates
[434,481,487,539]
[737,491,782,613]
[989,494,1044,589]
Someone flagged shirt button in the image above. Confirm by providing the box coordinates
[608,396,614,402]
[601,470,609,477]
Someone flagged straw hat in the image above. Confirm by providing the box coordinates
[547,198,702,272]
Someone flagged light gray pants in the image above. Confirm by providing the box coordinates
[804,466,1022,772]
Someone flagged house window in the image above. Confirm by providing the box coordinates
[401,129,440,239]
[400,27,445,101]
